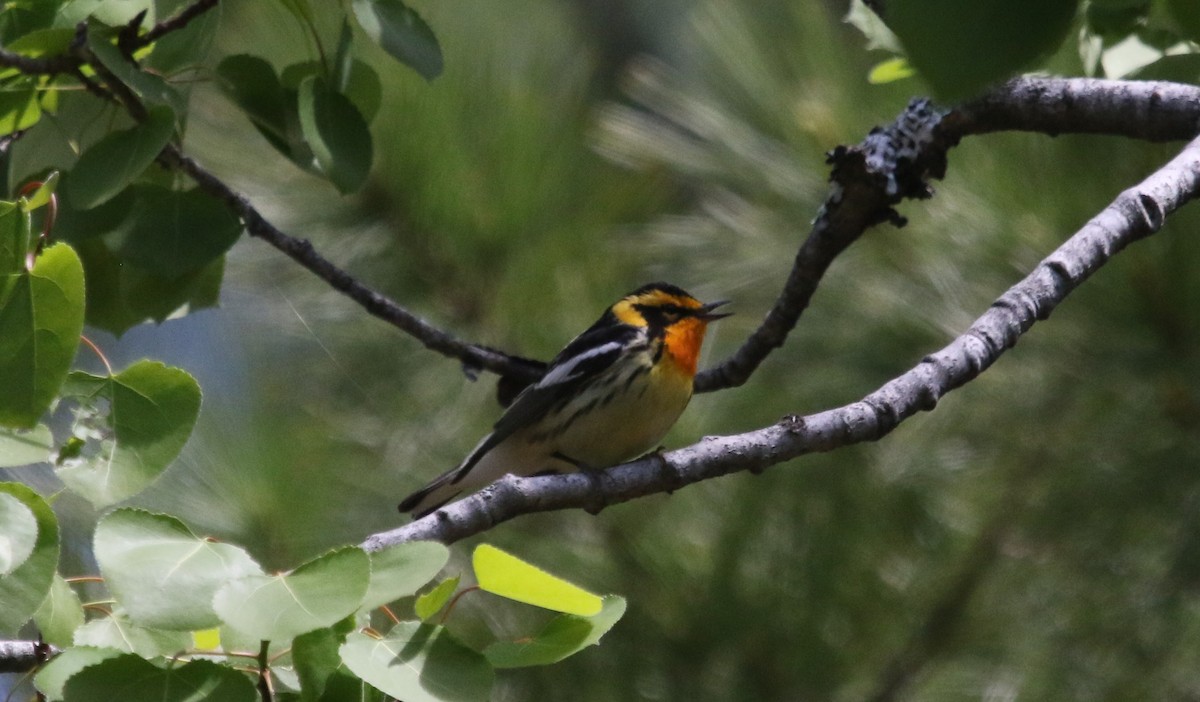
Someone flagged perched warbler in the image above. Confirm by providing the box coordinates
[399,282,730,517]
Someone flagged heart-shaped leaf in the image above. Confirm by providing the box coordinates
[361,541,449,611]
[63,655,256,702]
[484,595,626,668]
[72,238,224,336]
[883,0,1078,99]
[73,608,191,658]
[214,546,370,642]
[102,185,242,278]
[0,423,52,467]
[0,483,58,635]
[56,361,201,507]
[340,624,493,702]
[0,243,85,429]
[94,509,264,630]
[34,646,124,701]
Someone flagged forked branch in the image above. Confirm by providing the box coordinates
[363,132,1200,549]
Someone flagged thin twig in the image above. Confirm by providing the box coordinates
[157,144,544,382]
[141,0,220,46]
[0,48,76,75]
[0,0,218,76]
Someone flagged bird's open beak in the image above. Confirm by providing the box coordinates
[697,299,732,322]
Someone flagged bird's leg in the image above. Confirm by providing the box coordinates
[551,451,591,471]
[552,452,607,515]
[641,446,683,494]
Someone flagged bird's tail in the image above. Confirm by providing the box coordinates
[397,468,464,518]
[399,432,502,518]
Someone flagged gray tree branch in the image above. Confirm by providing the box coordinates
[0,640,54,674]
[363,131,1200,550]
[694,77,1200,391]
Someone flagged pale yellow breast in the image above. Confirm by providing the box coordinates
[550,357,694,468]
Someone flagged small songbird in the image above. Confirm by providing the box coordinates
[399,282,730,518]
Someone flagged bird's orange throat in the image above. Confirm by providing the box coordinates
[663,318,708,377]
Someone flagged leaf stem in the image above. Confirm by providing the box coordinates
[440,585,480,625]
[256,639,273,702]
[80,336,114,376]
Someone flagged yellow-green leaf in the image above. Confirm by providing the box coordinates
[868,57,916,84]
[472,544,602,616]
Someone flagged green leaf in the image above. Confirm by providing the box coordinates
[362,541,449,611]
[87,28,184,114]
[0,200,31,275]
[73,238,224,335]
[34,647,124,702]
[339,624,493,702]
[192,627,221,650]
[0,423,52,466]
[884,0,1079,99]
[56,361,202,507]
[34,573,85,648]
[216,55,294,154]
[334,17,355,91]
[275,0,316,25]
[3,27,75,58]
[63,655,257,702]
[844,0,904,53]
[484,595,626,668]
[868,57,917,84]
[0,80,42,135]
[214,546,371,641]
[144,2,221,75]
[326,28,384,126]
[344,60,383,123]
[297,75,373,193]
[280,61,324,90]
[21,170,59,211]
[351,0,444,80]
[293,627,346,702]
[0,243,85,429]
[414,576,459,622]
[73,608,192,657]
[472,544,603,616]
[214,622,293,661]
[66,105,175,209]
[101,185,243,277]
[1086,2,1147,42]
[0,483,58,635]
[0,491,37,575]
[94,508,265,630]
[1167,0,1200,43]
[1129,53,1200,83]
[54,177,137,246]
[84,0,156,27]
[316,672,386,702]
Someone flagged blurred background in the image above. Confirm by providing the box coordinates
[56,0,1200,699]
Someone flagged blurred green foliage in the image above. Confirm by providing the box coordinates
[21,0,1199,699]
